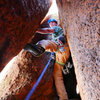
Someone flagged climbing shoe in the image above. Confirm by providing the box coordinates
[24,43,45,57]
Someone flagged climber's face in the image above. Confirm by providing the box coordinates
[49,21,57,27]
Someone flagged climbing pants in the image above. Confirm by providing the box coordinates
[53,62,68,100]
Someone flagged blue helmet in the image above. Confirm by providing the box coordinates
[48,19,57,24]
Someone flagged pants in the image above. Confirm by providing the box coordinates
[53,62,68,100]
[37,40,70,100]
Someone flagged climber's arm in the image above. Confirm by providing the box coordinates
[37,28,55,34]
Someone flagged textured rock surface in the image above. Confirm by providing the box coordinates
[0,14,79,99]
[0,0,52,71]
[57,0,100,100]
[0,14,57,100]
[1,0,99,99]
[0,50,56,100]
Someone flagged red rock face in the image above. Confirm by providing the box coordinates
[0,15,57,100]
[57,0,100,100]
[0,50,56,100]
[0,0,52,71]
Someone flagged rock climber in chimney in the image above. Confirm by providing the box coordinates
[24,19,70,100]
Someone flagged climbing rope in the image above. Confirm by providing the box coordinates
[25,52,55,100]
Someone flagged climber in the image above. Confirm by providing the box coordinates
[24,19,70,100]
[36,36,70,100]
[24,18,64,56]
[37,18,64,44]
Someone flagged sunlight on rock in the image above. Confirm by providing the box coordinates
[41,0,59,25]
[76,84,79,94]
[46,0,58,17]
[0,57,16,81]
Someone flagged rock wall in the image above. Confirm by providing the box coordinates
[56,0,100,100]
[0,0,52,71]
[0,14,57,100]
[0,50,56,100]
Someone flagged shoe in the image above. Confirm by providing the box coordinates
[24,43,45,57]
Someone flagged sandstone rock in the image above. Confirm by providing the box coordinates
[0,50,56,100]
[56,0,100,100]
[0,0,52,71]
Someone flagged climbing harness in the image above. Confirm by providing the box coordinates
[25,52,55,100]
[56,60,65,66]
[56,45,73,75]
[55,45,66,66]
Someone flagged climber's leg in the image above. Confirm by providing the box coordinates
[53,63,68,100]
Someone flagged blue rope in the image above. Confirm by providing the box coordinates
[25,53,54,100]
